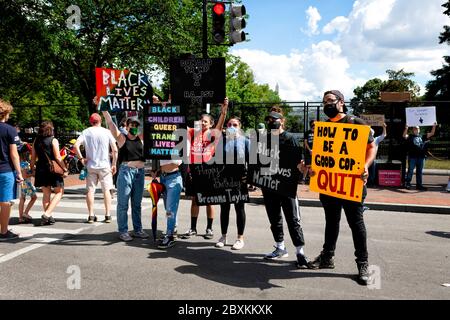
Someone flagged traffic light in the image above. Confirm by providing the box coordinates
[229,4,246,44]
[211,2,226,44]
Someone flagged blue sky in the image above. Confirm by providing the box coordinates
[230,0,448,101]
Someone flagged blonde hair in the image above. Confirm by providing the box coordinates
[0,99,13,120]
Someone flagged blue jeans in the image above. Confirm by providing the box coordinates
[160,172,183,236]
[116,164,145,233]
[406,157,424,186]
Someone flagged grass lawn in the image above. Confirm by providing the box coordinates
[425,159,450,170]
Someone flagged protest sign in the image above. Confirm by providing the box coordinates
[247,133,301,198]
[95,68,153,111]
[360,114,385,126]
[170,58,225,105]
[143,104,186,159]
[405,106,436,127]
[309,122,370,202]
[191,164,249,205]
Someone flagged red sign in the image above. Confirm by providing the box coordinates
[378,170,402,187]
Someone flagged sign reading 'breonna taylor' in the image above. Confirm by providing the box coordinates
[95,68,153,111]
[309,122,370,202]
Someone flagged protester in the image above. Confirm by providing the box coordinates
[30,121,68,226]
[183,98,228,240]
[303,119,316,185]
[102,108,148,242]
[307,90,377,285]
[403,123,437,191]
[18,143,37,224]
[215,116,249,250]
[74,113,118,223]
[0,99,23,240]
[260,106,311,268]
[367,123,387,187]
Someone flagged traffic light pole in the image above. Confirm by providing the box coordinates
[202,0,208,58]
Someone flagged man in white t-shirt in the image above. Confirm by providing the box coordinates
[74,113,118,223]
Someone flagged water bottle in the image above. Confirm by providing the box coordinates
[79,167,87,180]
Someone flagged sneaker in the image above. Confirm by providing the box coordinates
[215,236,227,248]
[204,228,214,240]
[296,253,311,269]
[264,246,289,260]
[182,229,197,238]
[357,261,371,285]
[133,230,150,239]
[0,230,19,241]
[104,215,112,223]
[119,232,133,242]
[48,216,55,225]
[87,215,97,224]
[308,251,335,269]
[157,235,175,249]
[416,185,428,191]
[40,215,52,226]
[405,183,412,190]
[231,239,245,250]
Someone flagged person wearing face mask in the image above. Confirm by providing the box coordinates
[102,110,149,242]
[182,98,228,241]
[214,116,249,250]
[402,123,437,190]
[260,107,311,269]
[307,90,377,286]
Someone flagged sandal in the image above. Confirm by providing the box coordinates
[40,215,52,226]
[18,216,33,224]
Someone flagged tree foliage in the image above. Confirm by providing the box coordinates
[425,1,450,101]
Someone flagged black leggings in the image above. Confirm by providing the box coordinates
[220,202,246,236]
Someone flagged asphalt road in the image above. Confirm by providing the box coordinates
[0,194,449,300]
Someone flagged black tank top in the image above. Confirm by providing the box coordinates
[119,135,144,162]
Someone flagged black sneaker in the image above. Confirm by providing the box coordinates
[0,230,19,241]
[41,215,52,226]
[104,215,112,223]
[48,216,55,225]
[405,183,412,190]
[158,235,175,249]
[308,251,335,269]
[416,185,428,191]
[180,229,197,239]
[357,261,371,285]
[87,215,97,224]
[296,253,311,269]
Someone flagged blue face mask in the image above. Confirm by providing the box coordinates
[226,126,237,136]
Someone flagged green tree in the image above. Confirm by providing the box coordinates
[425,1,450,101]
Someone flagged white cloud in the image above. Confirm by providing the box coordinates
[323,16,349,34]
[304,6,322,36]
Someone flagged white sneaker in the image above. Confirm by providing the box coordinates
[215,236,227,248]
[231,239,245,250]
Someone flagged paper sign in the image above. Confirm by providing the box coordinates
[95,68,153,111]
[309,122,370,202]
[360,114,385,126]
[405,106,436,127]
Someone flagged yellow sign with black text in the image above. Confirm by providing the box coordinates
[309,122,370,202]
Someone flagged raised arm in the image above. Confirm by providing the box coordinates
[427,123,437,139]
[214,97,229,131]
[402,125,409,139]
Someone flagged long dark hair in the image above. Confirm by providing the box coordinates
[38,121,54,137]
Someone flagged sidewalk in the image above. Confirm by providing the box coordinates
[62,173,450,214]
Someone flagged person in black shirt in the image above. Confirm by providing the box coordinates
[402,124,436,190]
[303,119,316,184]
[307,90,377,286]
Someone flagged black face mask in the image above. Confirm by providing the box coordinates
[267,121,281,130]
[324,103,340,119]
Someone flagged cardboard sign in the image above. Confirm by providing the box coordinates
[170,58,225,105]
[379,92,411,102]
[143,104,187,159]
[309,122,370,202]
[360,114,385,126]
[95,68,153,111]
[247,133,301,198]
[191,164,249,205]
[405,106,436,127]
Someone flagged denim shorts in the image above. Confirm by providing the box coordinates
[0,171,15,202]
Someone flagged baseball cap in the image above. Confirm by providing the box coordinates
[323,90,348,113]
[264,111,284,121]
[89,113,102,125]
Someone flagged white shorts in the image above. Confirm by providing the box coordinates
[86,168,113,193]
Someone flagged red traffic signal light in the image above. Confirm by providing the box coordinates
[212,2,226,44]
[213,3,225,16]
